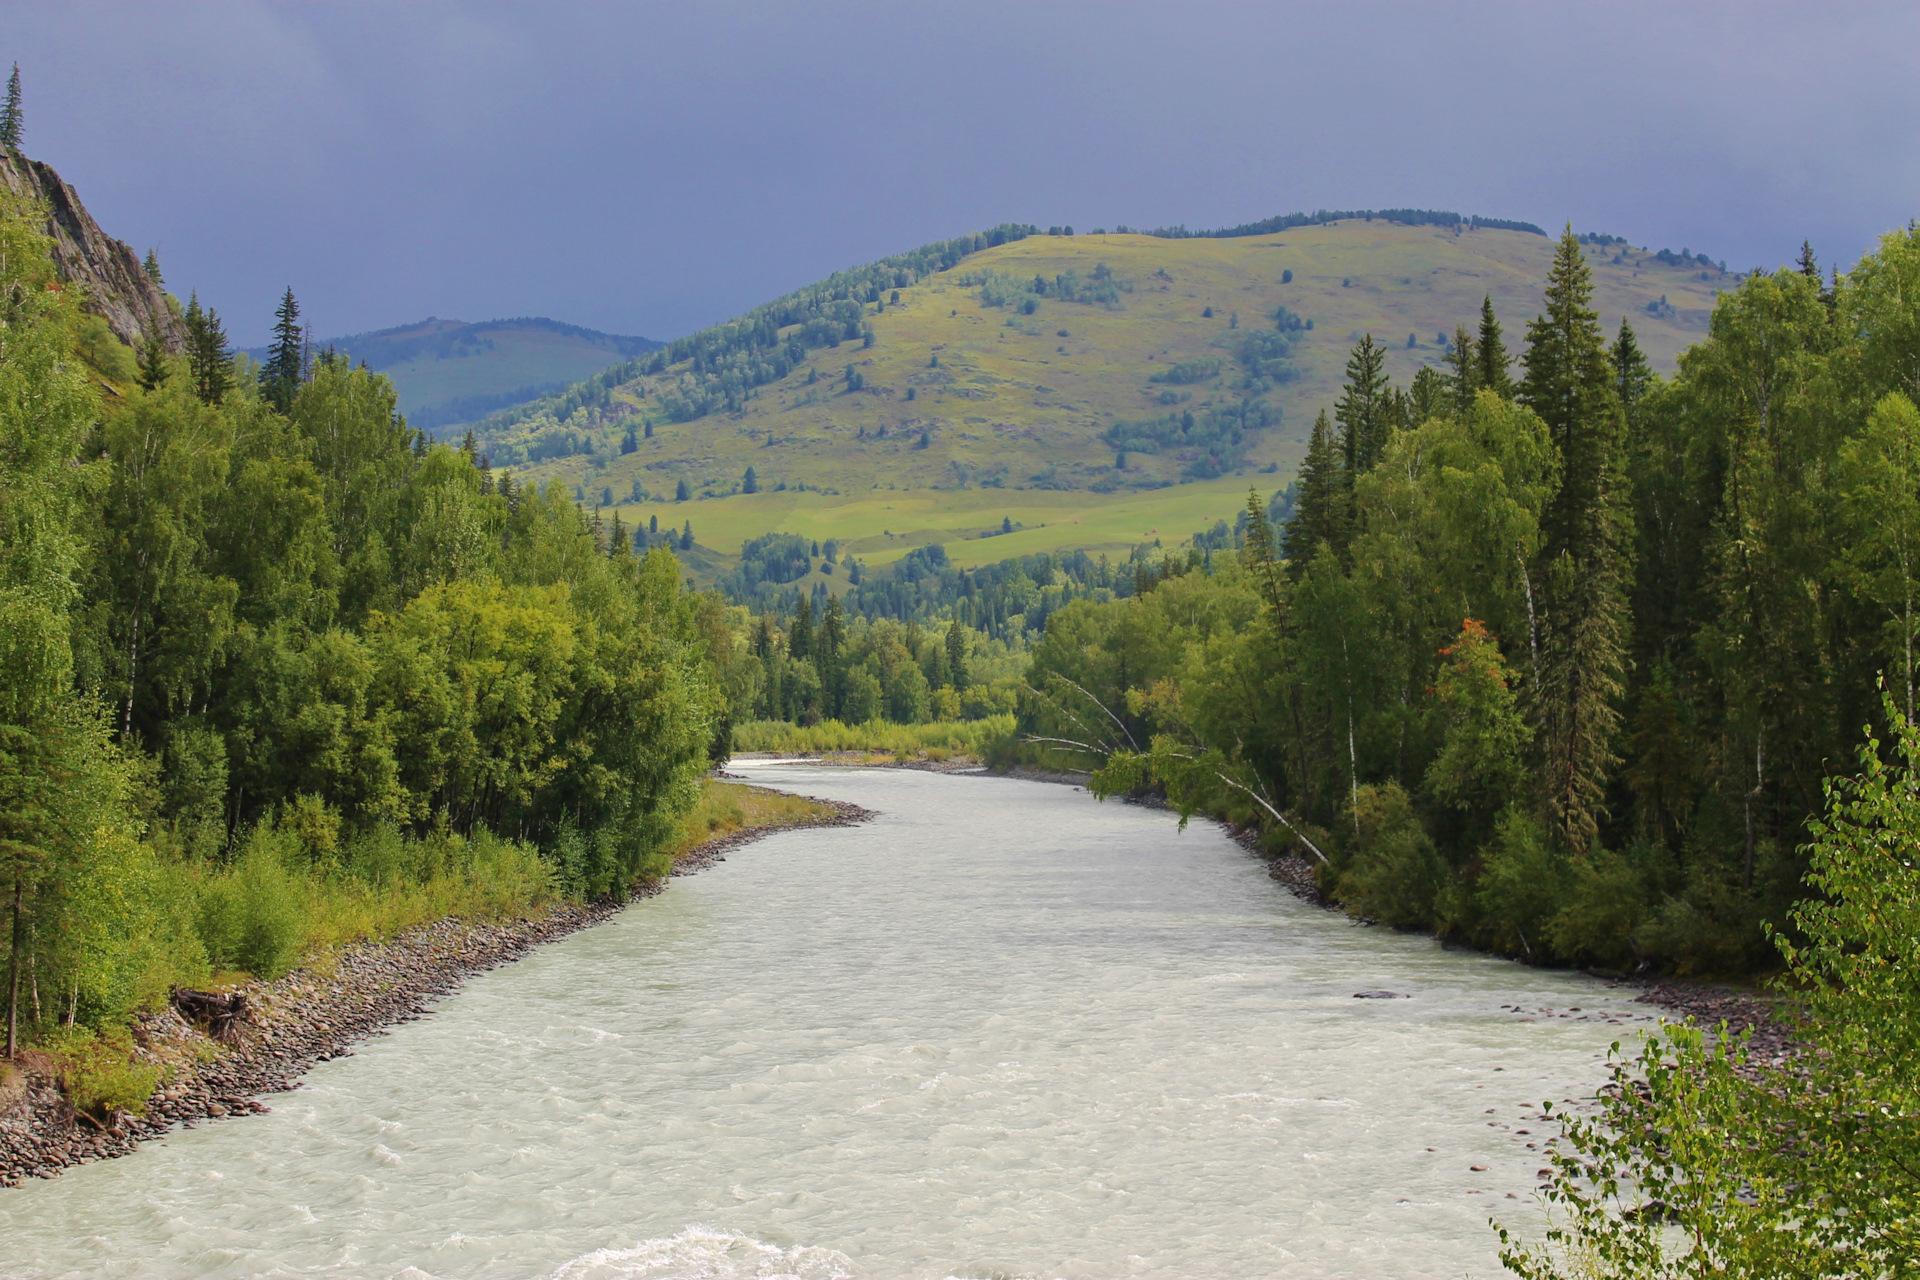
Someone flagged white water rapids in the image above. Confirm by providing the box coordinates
[0,764,1654,1279]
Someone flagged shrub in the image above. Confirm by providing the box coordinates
[195,829,307,979]
[52,1028,162,1118]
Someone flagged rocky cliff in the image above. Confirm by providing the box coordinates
[0,150,184,351]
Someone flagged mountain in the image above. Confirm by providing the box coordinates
[261,317,660,432]
[0,150,183,353]
[478,213,1733,574]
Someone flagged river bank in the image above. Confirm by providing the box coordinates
[0,790,870,1188]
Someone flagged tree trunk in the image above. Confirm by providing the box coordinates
[6,875,22,1059]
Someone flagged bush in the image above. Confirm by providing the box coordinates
[196,829,306,979]
[52,1028,162,1117]
[1334,783,1448,928]
[732,715,1015,757]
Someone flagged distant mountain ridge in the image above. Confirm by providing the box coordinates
[248,316,660,432]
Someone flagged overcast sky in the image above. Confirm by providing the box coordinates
[9,1,1916,345]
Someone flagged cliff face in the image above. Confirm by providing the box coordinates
[0,150,185,352]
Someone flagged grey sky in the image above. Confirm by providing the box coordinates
[10,2,1916,345]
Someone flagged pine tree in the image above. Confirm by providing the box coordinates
[1446,322,1479,415]
[1521,227,1632,855]
[1335,334,1391,476]
[1283,409,1345,576]
[135,329,171,392]
[1476,293,1513,399]
[183,292,232,406]
[260,287,303,412]
[0,64,21,151]
[143,247,164,287]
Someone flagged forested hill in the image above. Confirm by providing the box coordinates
[245,316,660,432]
[476,213,1733,504]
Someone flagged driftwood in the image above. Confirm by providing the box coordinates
[170,989,249,1044]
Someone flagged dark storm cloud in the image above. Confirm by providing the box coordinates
[9,1,1916,344]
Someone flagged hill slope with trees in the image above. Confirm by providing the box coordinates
[477,216,1734,517]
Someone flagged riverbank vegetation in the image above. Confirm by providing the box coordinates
[732,715,1015,758]
[1010,224,1920,982]
[0,187,724,1059]
[1498,697,1919,1277]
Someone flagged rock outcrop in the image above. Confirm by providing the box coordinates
[0,149,185,351]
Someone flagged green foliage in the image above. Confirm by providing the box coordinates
[1499,696,1920,1277]
[0,192,723,1052]
[52,1028,162,1118]
[195,830,305,979]
[733,715,1015,757]
[258,287,303,413]
[1010,220,1920,983]
[0,64,20,151]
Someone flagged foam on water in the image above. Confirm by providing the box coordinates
[0,766,1653,1279]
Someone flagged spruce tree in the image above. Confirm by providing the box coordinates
[1611,318,1651,417]
[135,329,170,392]
[608,511,627,558]
[945,619,968,691]
[1335,334,1391,476]
[0,64,21,151]
[789,596,814,661]
[1521,227,1632,855]
[260,287,303,412]
[819,596,846,716]
[143,247,164,287]
[1409,366,1446,425]
[1475,293,1513,399]
[742,465,758,494]
[183,292,232,406]
[679,520,693,551]
[1446,322,1479,415]
[1796,239,1819,282]
[1283,409,1345,577]
[1239,487,1285,612]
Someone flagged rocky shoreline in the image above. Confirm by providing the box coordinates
[0,794,870,1189]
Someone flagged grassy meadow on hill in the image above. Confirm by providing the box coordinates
[484,217,1731,572]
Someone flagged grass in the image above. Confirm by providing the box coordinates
[506,222,1730,555]
[733,715,1015,758]
[632,476,1269,587]
[669,778,842,857]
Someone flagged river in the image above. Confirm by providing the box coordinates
[0,764,1651,1280]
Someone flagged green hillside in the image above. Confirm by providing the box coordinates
[483,215,1733,571]
[289,317,658,431]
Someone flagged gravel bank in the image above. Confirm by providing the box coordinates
[0,795,871,1188]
